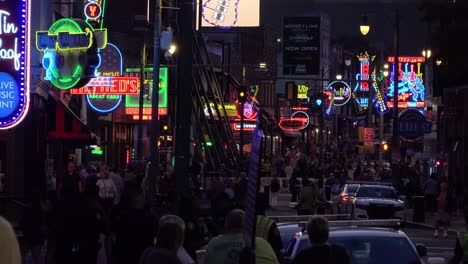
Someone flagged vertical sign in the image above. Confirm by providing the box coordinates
[0,0,31,129]
[283,17,320,75]
[243,109,263,249]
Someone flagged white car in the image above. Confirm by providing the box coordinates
[352,185,406,220]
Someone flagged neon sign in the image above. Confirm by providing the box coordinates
[279,110,310,131]
[69,77,139,95]
[297,84,309,99]
[386,57,425,109]
[324,81,351,106]
[124,67,168,119]
[0,1,31,129]
[36,18,108,89]
[353,52,388,114]
[204,102,237,117]
[83,42,124,113]
[85,2,102,21]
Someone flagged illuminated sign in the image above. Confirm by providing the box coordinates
[353,52,387,114]
[200,0,259,28]
[126,107,168,115]
[36,18,108,89]
[91,145,103,155]
[232,122,256,131]
[297,84,309,99]
[388,56,425,63]
[84,0,107,29]
[124,67,168,118]
[70,77,139,95]
[84,2,102,21]
[0,0,31,129]
[386,59,425,109]
[84,43,124,113]
[204,102,238,117]
[398,109,432,141]
[324,81,351,106]
[278,118,307,131]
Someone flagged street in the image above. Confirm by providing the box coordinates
[267,192,457,262]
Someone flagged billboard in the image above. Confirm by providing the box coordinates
[200,0,260,28]
[283,17,320,75]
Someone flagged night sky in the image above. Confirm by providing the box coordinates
[105,0,429,56]
[261,0,429,56]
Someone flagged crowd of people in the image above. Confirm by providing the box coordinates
[2,138,467,264]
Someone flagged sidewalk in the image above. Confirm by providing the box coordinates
[404,208,466,232]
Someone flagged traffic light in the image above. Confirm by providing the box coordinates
[160,118,169,135]
[238,86,247,103]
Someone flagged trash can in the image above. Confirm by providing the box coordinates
[412,196,425,222]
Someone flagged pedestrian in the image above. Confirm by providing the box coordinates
[96,165,119,213]
[58,161,82,199]
[139,214,186,264]
[423,173,439,214]
[289,175,300,203]
[270,176,280,208]
[290,216,349,264]
[434,182,450,238]
[297,178,317,215]
[0,215,22,264]
[203,209,278,264]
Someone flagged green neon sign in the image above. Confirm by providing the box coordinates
[124,67,168,108]
[36,18,98,89]
[91,149,103,155]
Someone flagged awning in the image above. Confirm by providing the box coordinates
[45,84,99,144]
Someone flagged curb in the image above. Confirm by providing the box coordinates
[403,220,461,234]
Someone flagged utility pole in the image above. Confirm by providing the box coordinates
[174,0,194,204]
[148,0,161,215]
[391,9,400,185]
[137,17,149,159]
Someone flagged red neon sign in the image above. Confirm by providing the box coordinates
[387,56,426,63]
[70,77,139,95]
[278,118,307,131]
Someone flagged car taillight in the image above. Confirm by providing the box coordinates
[342,195,349,202]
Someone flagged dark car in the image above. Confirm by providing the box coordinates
[285,225,443,264]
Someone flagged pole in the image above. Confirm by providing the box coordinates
[174,0,194,203]
[137,33,147,159]
[148,0,161,214]
[391,9,400,185]
[240,66,246,169]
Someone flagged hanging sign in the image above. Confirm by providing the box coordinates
[387,56,426,109]
[399,109,432,141]
[0,0,31,129]
[36,18,108,89]
[324,81,351,106]
[84,43,124,113]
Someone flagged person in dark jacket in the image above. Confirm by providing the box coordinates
[139,215,186,264]
[291,216,349,264]
[297,178,317,215]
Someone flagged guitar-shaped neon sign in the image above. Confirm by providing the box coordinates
[202,0,240,29]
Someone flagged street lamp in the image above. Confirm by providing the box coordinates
[360,15,370,36]
[422,49,432,59]
[336,74,343,80]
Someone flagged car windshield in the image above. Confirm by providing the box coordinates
[347,185,359,194]
[296,236,421,264]
[355,187,396,199]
